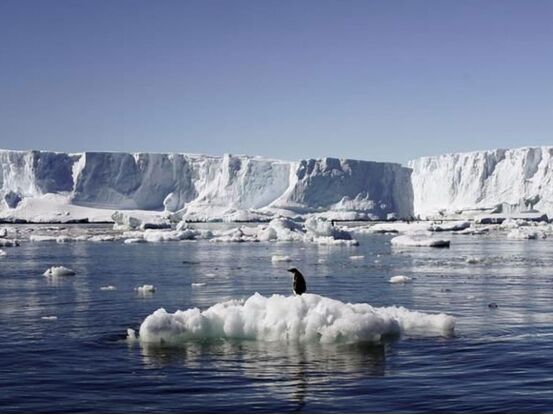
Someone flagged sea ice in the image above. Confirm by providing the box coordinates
[389,275,413,283]
[271,255,292,263]
[43,266,76,277]
[137,292,455,345]
[137,284,156,294]
[390,235,450,248]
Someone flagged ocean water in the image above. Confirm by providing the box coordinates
[2,225,553,413]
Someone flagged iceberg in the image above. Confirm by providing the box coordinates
[0,150,413,223]
[409,147,553,219]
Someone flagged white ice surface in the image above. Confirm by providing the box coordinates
[137,293,455,345]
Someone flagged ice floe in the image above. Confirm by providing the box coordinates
[136,293,455,345]
[390,235,450,248]
[389,275,413,284]
[43,266,76,277]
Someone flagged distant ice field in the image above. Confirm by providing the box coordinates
[1,223,553,412]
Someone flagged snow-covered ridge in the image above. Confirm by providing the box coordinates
[0,150,413,222]
[408,147,553,218]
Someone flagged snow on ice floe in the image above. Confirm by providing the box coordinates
[43,266,76,277]
[136,293,455,345]
[390,235,450,248]
[389,275,413,284]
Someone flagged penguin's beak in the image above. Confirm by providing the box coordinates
[287,268,294,273]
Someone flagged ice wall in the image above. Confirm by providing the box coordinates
[0,149,413,221]
[408,147,553,217]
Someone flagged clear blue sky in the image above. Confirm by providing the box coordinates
[0,0,551,163]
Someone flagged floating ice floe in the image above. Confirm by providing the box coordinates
[389,275,413,284]
[0,249,6,256]
[123,238,146,244]
[390,235,450,248]
[41,316,58,321]
[112,211,171,231]
[43,266,76,277]
[506,228,547,240]
[136,284,156,294]
[191,282,206,287]
[136,293,455,345]
[100,285,117,291]
[349,255,364,260]
[428,221,470,232]
[271,255,292,263]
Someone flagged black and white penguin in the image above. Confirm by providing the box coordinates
[287,268,307,295]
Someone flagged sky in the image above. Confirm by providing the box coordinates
[0,0,552,164]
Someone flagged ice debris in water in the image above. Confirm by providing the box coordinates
[465,256,484,264]
[41,316,58,321]
[137,293,455,345]
[136,284,156,294]
[391,234,450,248]
[100,285,117,291]
[506,228,547,240]
[349,255,364,260]
[0,249,6,256]
[271,255,292,263]
[127,328,137,341]
[389,275,413,284]
[43,266,76,277]
[191,282,206,287]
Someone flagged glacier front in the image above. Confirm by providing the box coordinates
[408,147,553,218]
[0,150,413,223]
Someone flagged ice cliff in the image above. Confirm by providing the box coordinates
[0,150,413,222]
[408,147,553,218]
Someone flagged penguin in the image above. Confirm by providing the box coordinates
[287,268,307,295]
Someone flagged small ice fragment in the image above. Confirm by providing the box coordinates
[465,257,483,264]
[349,255,364,260]
[100,285,116,291]
[191,282,206,287]
[136,284,155,294]
[389,275,413,284]
[272,255,292,262]
[41,316,58,321]
[43,266,76,277]
[205,273,216,277]
[127,328,137,341]
[124,238,146,244]
[0,249,6,257]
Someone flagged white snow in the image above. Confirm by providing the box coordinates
[389,275,413,284]
[137,293,455,345]
[43,266,76,277]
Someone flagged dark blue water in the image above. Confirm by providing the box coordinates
[2,226,553,412]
